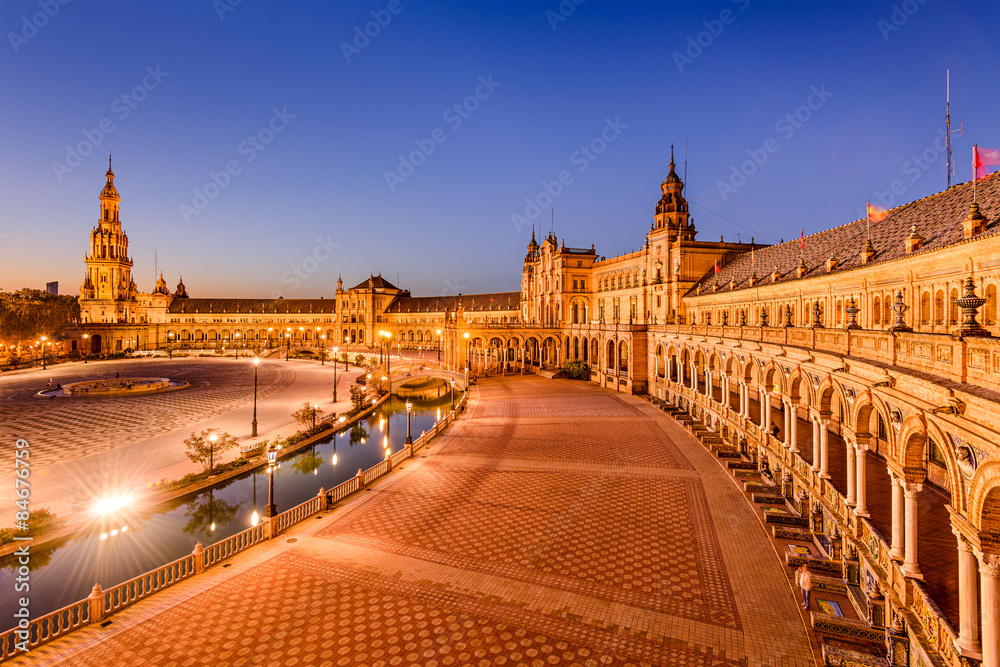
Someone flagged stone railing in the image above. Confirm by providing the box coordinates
[652,324,999,391]
[659,379,961,667]
[0,393,468,663]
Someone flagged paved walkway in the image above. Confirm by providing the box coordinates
[17,375,815,666]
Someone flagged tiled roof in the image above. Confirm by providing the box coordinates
[168,298,336,314]
[388,292,520,314]
[689,172,1000,296]
[350,274,399,291]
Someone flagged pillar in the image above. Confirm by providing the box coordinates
[890,473,905,560]
[953,531,981,657]
[722,376,729,408]
[783,402,791,448]
[978,551,1000,667]
[789,404,798,453]
[705,369,712,397]
[901,482,922,579]
[855,443,869,517]
[691,364,697,391]
[819,420,830,479]
[760,386,768,429]
[812,417,821,472]
[846,441,857,506]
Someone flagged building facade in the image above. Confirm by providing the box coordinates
[72,161,1000,667]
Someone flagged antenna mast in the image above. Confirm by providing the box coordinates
[946,70,952,188]
[154,245,158,285]
[684,139,688,187]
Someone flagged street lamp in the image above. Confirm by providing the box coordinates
[332,346,339,402]
[285,331,291,361]
[463,332,470,371]
[82,334,89,363]
[267,328,273,349]
[450,379,455,410]
[265,445,278,517]
[405,400,413,444]
[320,334,326,365]
[40,336,47,370]
[208,432,218,475]
[345,335,351,369]
[436,329,442,362]
[234,332,240,359]
[251,358,260,437]
[167,332,174,359]
[251,471,259,526]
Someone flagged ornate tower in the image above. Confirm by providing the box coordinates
[652,146,692,240]
[80,158,137,323]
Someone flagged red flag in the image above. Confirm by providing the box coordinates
[974,146,1000,180]
[867,201,889,223]
[713,260,720,274]
[800,229,805,252]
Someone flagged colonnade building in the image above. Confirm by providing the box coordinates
[72,159,1000,667]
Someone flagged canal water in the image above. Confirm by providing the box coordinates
[0,395,455,624]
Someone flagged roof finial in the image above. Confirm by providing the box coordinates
[670,144,674,166]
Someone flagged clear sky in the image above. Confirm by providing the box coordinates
[1,0,997,298]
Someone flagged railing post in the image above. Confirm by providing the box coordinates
[193,542,205,574]
[264,516,274,540]
[356,467,365,488]
[89,584,105,624]
[317,487,325,511]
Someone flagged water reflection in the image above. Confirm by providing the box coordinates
[0,393,457,624]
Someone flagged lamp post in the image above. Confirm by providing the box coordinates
[345,336,351,370]
[40,336,47,370]
[83,334,89,363]
[252,358,260,437]
[450,379,455,410]
[285,332,291,361]
[320,334,326,365]
[312,404,319,433]
[437,329,442,362]
[251,471,259,527]
[235,332,240,359]
[267,328,273,349]
[208,432,218,475]
[332,346,339,402]
[265,445,277,517]
[405,400,413,444]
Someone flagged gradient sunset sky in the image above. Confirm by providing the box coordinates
[1,0,997,298]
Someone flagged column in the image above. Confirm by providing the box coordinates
[783,402,791,448]
[691,364,697,391]
[705,369,712,397]
[762,389,771,432]
[845,441,857,506]
[722,376,730,408]
[740,382,747,417]
[978,551,999,667]
[855,443,869,517]
[953,531,981,656]
[789,404,798,453]
[811,417,820,471]
[819,419,830,479]
[890,473,905,560]
[901,482,923,579]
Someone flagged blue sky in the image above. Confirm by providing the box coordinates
[1,0,997,298]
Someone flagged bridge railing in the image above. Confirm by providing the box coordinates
[0,390,470,663]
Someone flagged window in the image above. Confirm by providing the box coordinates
[928,439,946,466]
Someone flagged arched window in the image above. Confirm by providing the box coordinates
[873,296,882,325]
[618,341,629,373]
[986,284,997,326]
[920,291,931,324]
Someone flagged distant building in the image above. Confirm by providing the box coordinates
[45,281,58,295]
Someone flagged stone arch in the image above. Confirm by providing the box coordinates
[851,391,892,443]
[896,414,929,474]
[815,377,846,416]
[923,418,964,511]
[967,460,1000,543]
[762,362,784,393]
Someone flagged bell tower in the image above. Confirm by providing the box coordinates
[81,157,137,323]
[652,146,693,240]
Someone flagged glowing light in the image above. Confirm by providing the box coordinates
[251,510,259,526]
[383,435,388,449]
[338,416,346,423]
[210,522,216,531]
[94,493,132,515]
[121,525,128,533]
[332,453,338,465]
[110,529,118,537]
[100,532,108,540]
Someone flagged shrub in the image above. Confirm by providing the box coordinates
[562,361,591,381]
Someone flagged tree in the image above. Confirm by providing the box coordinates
[354,353,366,367]
[562,360,591,381]
[350,385,366,412]
[292,402,325,432]
[0,289,80,350]
[183,429,239,473]
[340,351,349,365]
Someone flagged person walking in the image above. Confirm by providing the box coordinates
[796,563,812,610]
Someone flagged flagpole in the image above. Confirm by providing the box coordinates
[866,200,871,240]
[973,144,978,204]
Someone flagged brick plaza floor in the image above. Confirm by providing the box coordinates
[18,375,817,666]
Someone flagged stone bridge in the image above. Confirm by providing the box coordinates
[389,365,468,392]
